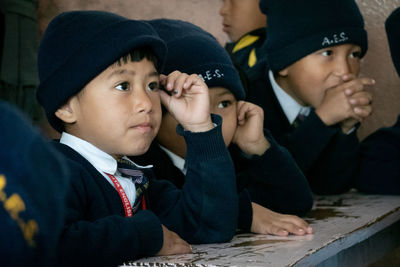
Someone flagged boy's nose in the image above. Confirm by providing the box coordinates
[219,0,229,16]
[334,58,351,77]
[134,89,153,113]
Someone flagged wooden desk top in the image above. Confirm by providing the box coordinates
[123,193,400,267]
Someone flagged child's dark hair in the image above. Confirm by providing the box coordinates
[115,46,159,72]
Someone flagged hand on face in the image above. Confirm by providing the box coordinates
[232,101,270,155]
[159,71,213,133]
[315,74,374,129]
[250,202,313,236]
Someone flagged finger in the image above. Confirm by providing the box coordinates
[344,77,375,96]
[341,73,357,82]
[183,74,205,90]
[236,101,250,124]
[159,74,167,85]
[158,89,172,109]
[174,239,192,255]
[279,216,310,235]
[354,105,372,118]
[164,71,183,95]
[172,73,190,97]
[267,225,289,236]
[349,92,372,106]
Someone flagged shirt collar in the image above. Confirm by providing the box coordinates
[159,145,186,174]
[269,70,310,124]
[60,132,152,175]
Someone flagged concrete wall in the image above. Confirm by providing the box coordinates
[37,0,400,139]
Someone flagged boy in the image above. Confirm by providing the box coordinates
[0,100,69,267]
[356,7,400,194]
[248,0,374,194]
[134,19,313,236]
[36,11,238,266]
[219,0,267,84]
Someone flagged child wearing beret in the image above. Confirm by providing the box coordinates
[133,19,313,237]
[248,0,374,194]
[36,10,238,266]
[356,7,400,195]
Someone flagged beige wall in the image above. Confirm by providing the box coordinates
[37,0,400,139]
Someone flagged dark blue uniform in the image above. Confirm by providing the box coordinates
[247,74,359,195]
[52,116,238,266]
[356,116,400,194]
[0,100,69,267]
[133,130,314,232]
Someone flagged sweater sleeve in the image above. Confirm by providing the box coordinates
[278,110,359,195]
[232,130,313,216]
[148,114,238,244]
[355,120,400,194]
[58,163,164,267]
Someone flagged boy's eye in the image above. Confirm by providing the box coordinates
[350,51,362,59]
[321,50,333,57]
[115,82,130,91]
[218,100,231,109]
[147,82,159,91]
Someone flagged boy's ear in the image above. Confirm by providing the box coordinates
[278,67,289,77]
[55,97,78,124]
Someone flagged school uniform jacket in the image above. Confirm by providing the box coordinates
[52,116,238,267]
[134,131,313,232]
[225,28,268,86]
[356,115,400,194]
[247,73,359,195]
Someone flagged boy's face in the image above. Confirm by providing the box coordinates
[62,58,162,158]
[219,0,266,42]
[276,44,362,108]
[157,87,237,158]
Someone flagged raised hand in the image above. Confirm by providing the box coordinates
[159,71,213,133]
[315,74,374,131]
[232,101,270,155]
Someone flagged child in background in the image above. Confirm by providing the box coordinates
[219,0,268,85]
[0,100,69,267]
[36,11,238,266]
[133,19,313,236]
[356,7,400,194]
[248,0,374,194]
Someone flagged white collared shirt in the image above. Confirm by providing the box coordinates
[60,132,152,206]
[269,70,311,124]
[159,145,187,175]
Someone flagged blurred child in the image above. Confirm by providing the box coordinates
[356,7,400,194]
[248,0,374,194]
[36,11,238,266]
[0,100,69,267]
[133,19,313,236]
[219,0,268,84]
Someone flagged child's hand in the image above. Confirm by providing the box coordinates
[232,101,270,156]
[157,225,192,256]
[250,202,313,236]
[159,71,213,133]
[315,75,374,127]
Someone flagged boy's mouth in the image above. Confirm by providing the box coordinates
[131,122,153,133]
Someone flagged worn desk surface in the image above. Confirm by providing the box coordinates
[123,193,400,267]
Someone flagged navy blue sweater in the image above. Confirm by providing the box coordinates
[134,131,313,232]
[356,115,400,194]
[52,117,238,267]
[0,100,69,267]
[225,28,268,85]
[247,73,359,195]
